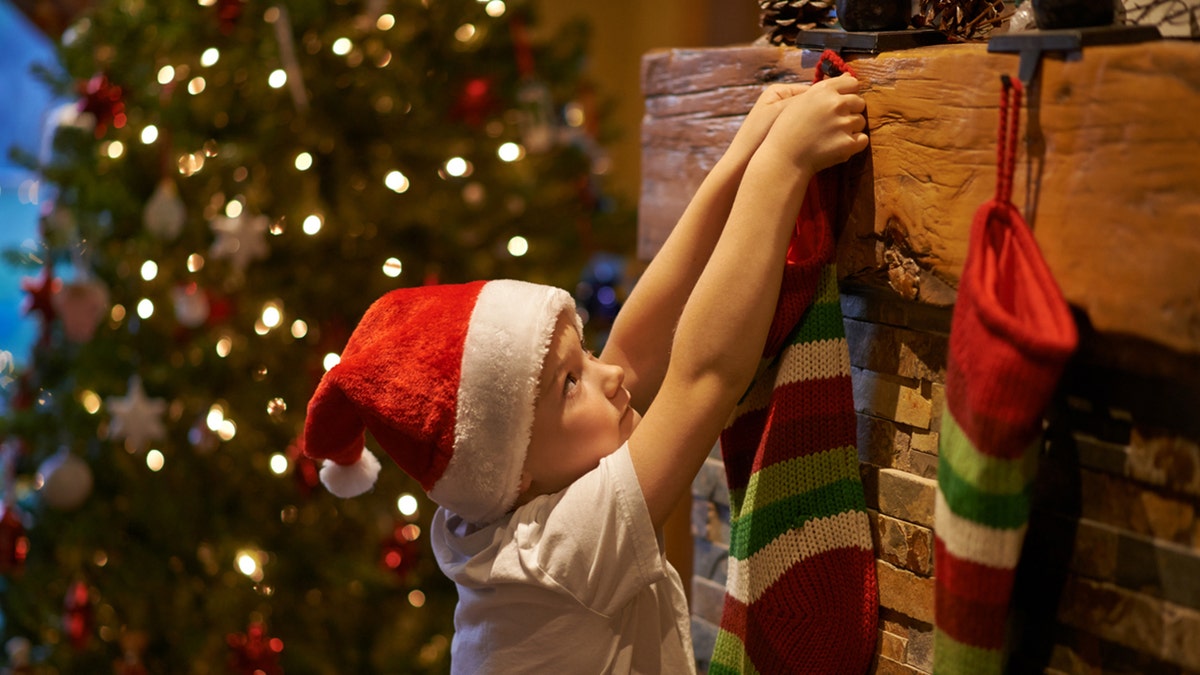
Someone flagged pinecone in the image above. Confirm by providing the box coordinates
[913,0,1008,41]
[760,0,836,46]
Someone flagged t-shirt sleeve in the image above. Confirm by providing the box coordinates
[513,442,668,617]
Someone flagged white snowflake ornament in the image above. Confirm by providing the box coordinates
[209,212,270,273]
[106,376,167,452]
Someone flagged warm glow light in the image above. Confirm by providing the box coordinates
[294,152,313,171]
[216,336,232,358]
[157,65,175,85]
[188,77,206,95]
[382,258,402,278]
[225,200,243,218]
[323,353,341,371]
[105,141,125,159]
[140,260,158,281]
[485,0,506,17]
[385,170,410,193]
[497,142,523,162]
[332,37,352,55]
[444,157,468,177]
[201,47,220,67]
[291,320,308,339]
[565,102,585,127]
[236,550,262,580]
[269,453,288,475]
[507,236,529,257]
[268,69,287,89]
[141,125,159,144]
[206,405,225,431]
[81,390,101,414]
[261,302,282,329]
[302,215,322,235]
[408,590,426,607]
[397,494,419,516]
[454,24,476,42]
[146,449,165,471]
[187,254,205,273]
[137,298,154,319]
[217,419,236,441]
[377,14,395,30]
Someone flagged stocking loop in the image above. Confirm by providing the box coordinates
[995,75,1024,205]
[813,49,856,83]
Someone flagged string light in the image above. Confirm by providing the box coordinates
[225,200,244,218]
[188,77,206,95]
[269,453,288,475]
[235,549,264,582]
[332,37,352,56]
[104,141,124,159]
[261,302,282,328]
[377,14,395,30]
[302,215,322,235]
[322,353,340,371]
[507,236,529,257]
[565,102,585,127]
[140,261,158,281]
[485,1,507,17]
[294,152,313,171]
[216,335,232,358]
[382,258,402,278]
[157,65,175,85]
[385,170,410,193]
[187,253,205,272]
[146,449,165,472]
[141,125,159,144]
[268,69,287,89]
[443,157,471,178]
[80,390,101,414]
[397,494,419,516]
[136,298,154,319]
[408,590,426,607]
[200,47,220,67]
[290,320,308,339]
[454,24,476,42]
[497,142,523,162]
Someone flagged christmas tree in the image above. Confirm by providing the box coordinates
[0,0,631,671]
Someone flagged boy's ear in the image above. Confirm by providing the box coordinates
[518,470,533,495]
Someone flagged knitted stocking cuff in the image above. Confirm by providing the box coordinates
[934,198,1077,673]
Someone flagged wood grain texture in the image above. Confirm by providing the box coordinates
[638,41,1200,355]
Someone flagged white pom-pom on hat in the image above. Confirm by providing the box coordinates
[318,448,381,498]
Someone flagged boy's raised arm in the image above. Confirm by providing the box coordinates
[601,84,811,413]
[628,76,868,529]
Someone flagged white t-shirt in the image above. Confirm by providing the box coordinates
[431,442,696,674]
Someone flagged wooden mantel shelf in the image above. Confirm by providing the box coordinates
[638,40,1200,358]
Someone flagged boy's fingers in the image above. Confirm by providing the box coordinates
[762,82,810,101]
[823,75,861,94]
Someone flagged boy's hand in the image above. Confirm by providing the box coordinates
[725,83,812,164]
[759,75,869,177]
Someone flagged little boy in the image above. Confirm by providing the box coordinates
[303,74,868,672]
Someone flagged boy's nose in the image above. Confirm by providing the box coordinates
[602,362,625,397]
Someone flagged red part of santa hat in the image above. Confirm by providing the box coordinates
[303,279,577,525]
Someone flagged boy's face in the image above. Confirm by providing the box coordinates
[520,310,640,500]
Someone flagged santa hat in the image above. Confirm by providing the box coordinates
[302,279,578,525]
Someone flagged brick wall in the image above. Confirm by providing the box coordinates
[685,282,1200,674]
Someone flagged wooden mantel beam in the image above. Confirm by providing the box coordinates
[639,41,1200,357]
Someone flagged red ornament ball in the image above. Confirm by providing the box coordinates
[226,621,283,675]
[78,74,126,138]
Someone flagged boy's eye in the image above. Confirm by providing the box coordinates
[563,373,579,397]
